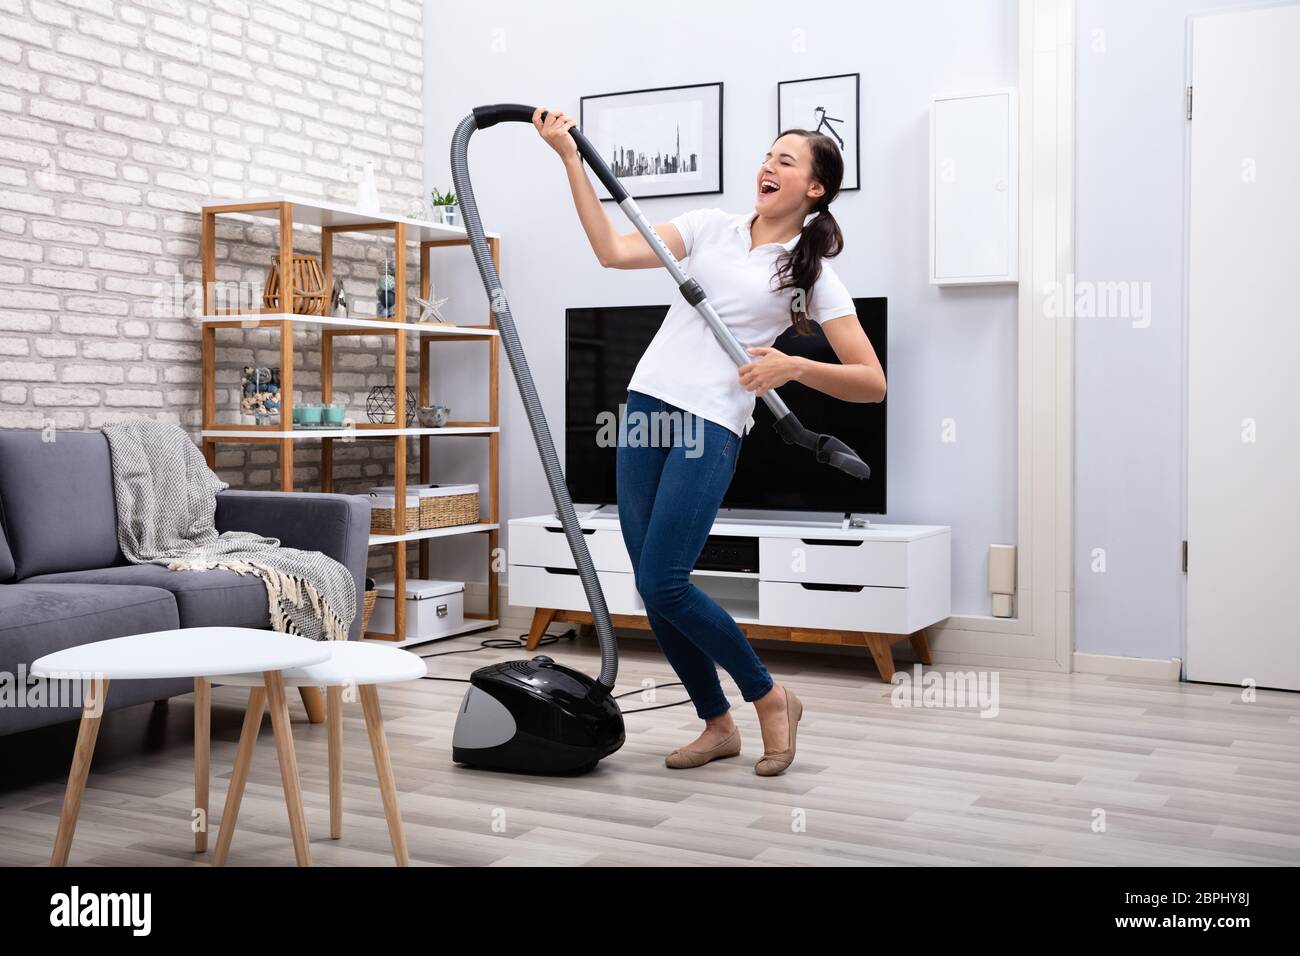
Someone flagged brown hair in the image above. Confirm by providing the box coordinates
[769,129,845,335]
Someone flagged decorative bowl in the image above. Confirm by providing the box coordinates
[417,404,450,428]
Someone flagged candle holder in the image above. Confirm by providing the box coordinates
[366,385,416,425]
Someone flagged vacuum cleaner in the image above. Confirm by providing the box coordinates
[449,104,872,775]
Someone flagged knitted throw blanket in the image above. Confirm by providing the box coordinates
[102,421,355,642]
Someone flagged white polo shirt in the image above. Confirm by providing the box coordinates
[626,207,855,439]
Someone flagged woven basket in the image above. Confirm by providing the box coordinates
[360,588,377,635]
[419,484,479,529]
[369,495,421,534]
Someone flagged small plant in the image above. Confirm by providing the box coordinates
[430,187,457,207]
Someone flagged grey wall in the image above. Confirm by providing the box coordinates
[423,0,1020,616]
[1073,0,1258,660]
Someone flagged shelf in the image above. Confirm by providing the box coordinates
[369,522,499,547]
[363,617,500,649]
[204,193,501,243]
[202,426,499,439]
[718,599,760,625]
[514,512,950,543]
[201,313,498,338]
[690,569,760,579]
[201,193,503,646]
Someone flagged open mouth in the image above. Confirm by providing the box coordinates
[759,176,781,195]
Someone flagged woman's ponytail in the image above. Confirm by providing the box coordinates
[770,129,845,335]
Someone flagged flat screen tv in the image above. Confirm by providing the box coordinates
[565,297,886,515]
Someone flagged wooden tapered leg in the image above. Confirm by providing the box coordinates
[864,633,897,682]
[50,677,109,867]
[908,630,933,666]
[525,607,557,651]
[212,687,266,867]
[359,685,408,867]
[327,685,343,840]
[265,671,311,866]
[194,677,210,853]
[299,686,325,724]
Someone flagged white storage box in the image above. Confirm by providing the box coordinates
[370,578,464,640]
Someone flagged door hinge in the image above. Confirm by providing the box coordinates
[1182,540,1188,573]
[1185,85,1193,120]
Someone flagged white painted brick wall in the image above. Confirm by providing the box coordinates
[1,0,430,577]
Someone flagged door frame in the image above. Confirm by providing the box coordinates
[926,0,1075,674]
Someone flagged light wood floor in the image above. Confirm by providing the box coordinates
[1,627,1298,867]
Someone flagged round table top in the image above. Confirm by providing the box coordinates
[30,627,331,681]
[216,640,428,688]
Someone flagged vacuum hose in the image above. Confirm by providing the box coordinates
[450,104,875,691]
[451,109,620,691]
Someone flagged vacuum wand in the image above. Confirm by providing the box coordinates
[472,104,872,482]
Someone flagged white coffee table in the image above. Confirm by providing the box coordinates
[211,641,427,866]
[31,627,330,867]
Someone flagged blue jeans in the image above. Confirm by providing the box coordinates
[615,389,774,719]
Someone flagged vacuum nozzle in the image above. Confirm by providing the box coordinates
[772,412,872,480]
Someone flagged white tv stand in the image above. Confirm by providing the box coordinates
[507,511,951,682]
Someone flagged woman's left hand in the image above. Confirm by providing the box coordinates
[738,347,801,396]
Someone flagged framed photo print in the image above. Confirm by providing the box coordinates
[777,73,860,191]
[580,82,723,201]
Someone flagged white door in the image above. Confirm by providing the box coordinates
[1186,4,1300,690]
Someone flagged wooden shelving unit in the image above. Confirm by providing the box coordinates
[198,195,502,645]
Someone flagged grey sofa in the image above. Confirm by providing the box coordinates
[0,431,369,737]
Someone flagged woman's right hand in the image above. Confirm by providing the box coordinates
[533,107,578,162]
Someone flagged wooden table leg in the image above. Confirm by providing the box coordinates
[194,677,210,853]
[212,687,266,867]
[327,685,343,840]
[50,677,109,867]
[265,670,312,866]
[299,686,325,724]
[359,685,409,867]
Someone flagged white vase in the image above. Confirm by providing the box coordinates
[436,204,460,227]
[356,161,380,214]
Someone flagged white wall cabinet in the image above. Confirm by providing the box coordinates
[929,88,1018,285]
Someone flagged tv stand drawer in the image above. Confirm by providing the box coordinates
[507,564,643,615]
[760,536,908,587]
[511,523,633,573]
[759,580,912,633]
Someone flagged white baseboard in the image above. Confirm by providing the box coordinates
[1072,651,1182,681]
[495,584,1180,682]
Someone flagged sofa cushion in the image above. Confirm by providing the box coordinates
[0,582,179,670]
[0,583,184,737]
[24,564,271,630]
[0,431,122,579]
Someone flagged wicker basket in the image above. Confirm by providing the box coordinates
[418,484,479,529]
[360,587,377,635]
[369,494,421,534]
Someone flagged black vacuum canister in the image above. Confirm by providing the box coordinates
[452,656,625,775]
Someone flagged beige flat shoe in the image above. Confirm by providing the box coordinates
[755,687,803,777]
[665,727,742,769]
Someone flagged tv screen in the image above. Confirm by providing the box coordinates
[565,298,887,515]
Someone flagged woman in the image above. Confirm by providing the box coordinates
[535,108,886,776]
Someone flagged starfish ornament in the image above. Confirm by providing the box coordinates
[412,290,450,325]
